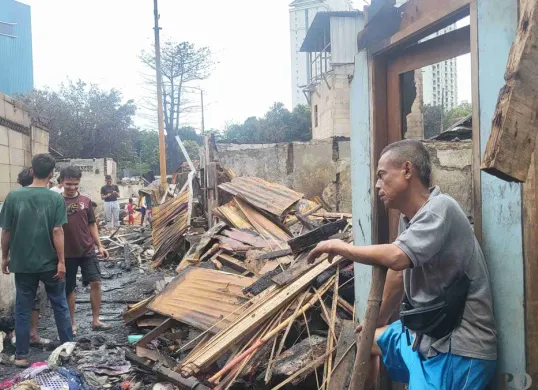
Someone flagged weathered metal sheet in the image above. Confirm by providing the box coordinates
[148,267,255,333]
[151,189,190,268]
[330,15,362,64]
[218,177,304,217]
[214,198,292,245]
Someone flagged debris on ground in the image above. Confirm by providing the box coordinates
[120,160,355,389]
[0,145,355,389]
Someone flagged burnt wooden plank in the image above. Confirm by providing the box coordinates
[328,320,357,390]
[257,249,293,261]
[221,228,268,247]
[136,318,175,347]
[287,219,347,255]
[524,150,538,381]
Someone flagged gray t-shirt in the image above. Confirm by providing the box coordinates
[393,186,497,360]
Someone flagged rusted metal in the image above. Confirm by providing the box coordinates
[148,267,255,333]
[218,177,304,217]
[152,189,190,268]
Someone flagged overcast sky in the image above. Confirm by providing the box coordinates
[19,0,470,132]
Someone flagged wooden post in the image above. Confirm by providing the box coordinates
[481,0,538,182]
[523,149,538,382]
[349,265,387,390]
[153,0,167,189]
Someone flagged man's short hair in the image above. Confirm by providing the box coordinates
[17,168,33,187]
[381,139,432,187]
[32,154,56,180]
[105,175,112,181]
[61,166,82,180]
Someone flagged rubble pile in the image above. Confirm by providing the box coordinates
[122,172,357,389]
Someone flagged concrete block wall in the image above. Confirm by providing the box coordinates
[218,139,473,217]
[218,139,352,212]
[0,93,49,202]
[424,140,473,217]
[0,93,51,315]
[311,65,354,140]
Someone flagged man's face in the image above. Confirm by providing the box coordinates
[106,179,112,186]
[63,177,80,197]
[375,153,410,209]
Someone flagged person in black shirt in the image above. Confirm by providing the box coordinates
[100,175,120,229]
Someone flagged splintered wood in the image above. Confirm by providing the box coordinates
[482,0,538,182]
[126,168,357,389]
[178,257,343,378]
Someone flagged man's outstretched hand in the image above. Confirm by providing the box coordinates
[306,239,347,265]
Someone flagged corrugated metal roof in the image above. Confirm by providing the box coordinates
[148,267,255,333]
[218,177,304,217]
[151,189,190,268]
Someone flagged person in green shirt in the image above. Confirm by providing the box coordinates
[0,154,73,367]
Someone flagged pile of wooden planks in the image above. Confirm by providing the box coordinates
[123,174,357,389]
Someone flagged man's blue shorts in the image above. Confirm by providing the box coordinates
[377,320,496,389]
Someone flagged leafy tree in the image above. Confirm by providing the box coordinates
[423,104,443,139]
[136,130,160,172]
[140,41,214,171]
[19,80,137,160]
[443,102,472,129]
[182,140,200,163]
[220,103,311,144]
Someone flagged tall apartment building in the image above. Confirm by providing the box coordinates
[422,25,458,111]
[0,0,33,96]
[289,0,353,107]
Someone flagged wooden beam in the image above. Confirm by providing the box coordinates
[328,321,357,390]
[470,0,483,243]
[135,345,178,369]
[122,296,154,324]
[349,265,388,390]
[482,0,538,182]
[124,348,210,390]
[136,318,175,347]
[287,219,347,255]
[179,257,343,378]
[389,25,470,74]
[523,150,538,382]
[371,0,470,54]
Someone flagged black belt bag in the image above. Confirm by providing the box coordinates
[399,273,471,348]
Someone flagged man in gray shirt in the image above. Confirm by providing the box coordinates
[307,139,497,389]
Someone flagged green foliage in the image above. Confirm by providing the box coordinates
[423,104,443,139]
[19,80,137,160]
[182,140,200,162]
[443,102,472,129]
[137,130,160,172]
[220,103,312,144]
[423,102,472,139]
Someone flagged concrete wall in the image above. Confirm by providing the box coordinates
[217,139,352,212]
[311,64,354,139]
[477,0,525,377]
[425,140,472,218]
[0,93,50,314]
[55,158,118,206]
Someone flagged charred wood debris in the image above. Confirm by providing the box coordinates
[114,153,357,390]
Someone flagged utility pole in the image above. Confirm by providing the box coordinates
[153,0,167,188]
[200,89,205,134]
